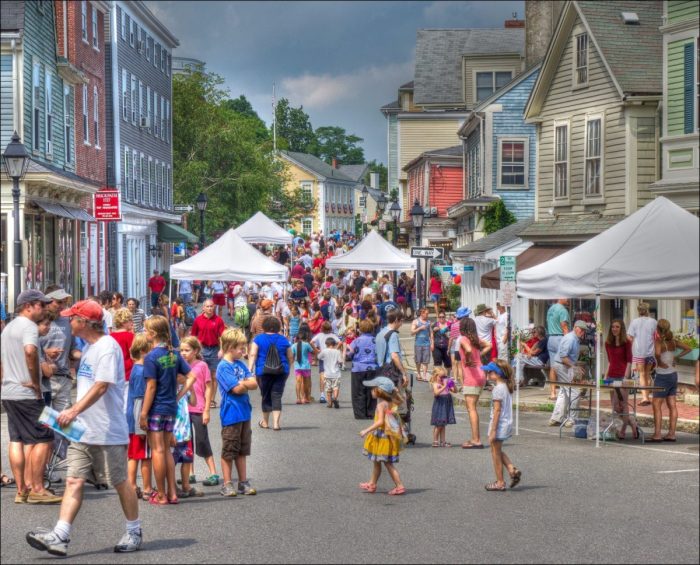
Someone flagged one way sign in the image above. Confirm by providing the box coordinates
[411,247,444,259]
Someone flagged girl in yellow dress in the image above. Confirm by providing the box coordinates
[359,377,406,495]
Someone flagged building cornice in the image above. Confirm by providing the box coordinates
[127,1,179,48]
[659,17,699,35]
[397,112,468,120]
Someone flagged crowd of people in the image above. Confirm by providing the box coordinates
[1,228,696,557]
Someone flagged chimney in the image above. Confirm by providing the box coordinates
[505,12,524,28]
[525,1,566,68]
[370,172,380,189]
[331,158,338,169]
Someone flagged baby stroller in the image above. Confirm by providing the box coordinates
[398,374,416,446]
[43,437,109,491]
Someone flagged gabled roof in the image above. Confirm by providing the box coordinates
[338,163,369,182]
[399,80,414,90]
[380,99,401,114]
[280,151,356,182]
[414,28,524,106]
[525,1,662,119]
[453,218,533,254]
[354,185,386,203]
[403,145,463,172]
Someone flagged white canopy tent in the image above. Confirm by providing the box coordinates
[170,228,288,282]
[516,197,700,446]
[325,230,416,271]
[234,211,293,246]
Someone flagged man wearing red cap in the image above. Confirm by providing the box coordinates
[26,300,142,556]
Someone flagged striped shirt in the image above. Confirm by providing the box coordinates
[131,309,145,333]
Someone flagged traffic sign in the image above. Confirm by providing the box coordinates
[499,255,516,282]
[411,247,444,259]
[501,281,516,306]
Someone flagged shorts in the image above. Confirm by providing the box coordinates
[653,372,678,398]
[432,346,452,368]
[547,335,564,360]
[462,385,483,396]
[415,345,431,364]
[431,293,441,303]
[453,350,461,362]
[190,412,213,459]
[396,296,406,304]
[221,420,252,460]
[632,355,656,366]
[324,377,341,394]
[2,399,54,444]
[127,433,151,460]
[43,391,52,406]
[66,442,128,486]
[295,369,311,378]
[147,413,176,433]
[319,360,325,373]
[212,293,226,306]
[172,440,194,464]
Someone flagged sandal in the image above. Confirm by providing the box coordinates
[388,486,406,496]
[167,496,179,505]
[359,482,377,493]
[141,490,154,501]
[258,421,269,430]
[632,425,640,440]
[135,486,143,499]
[432,442,440,447]
[461,442,484,449]
[509,469,521,489]
[663,437,677,442]
[210,401,218,409]
[646,437,663,443]
[148,491,168,506]
[485,482,507,491]
[440,442,452,448]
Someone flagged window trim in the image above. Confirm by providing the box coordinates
[123,145,130,199]
[133,149,139,202]
[45,70,53,156]
[32,59,41,152]
[121,69,128,121]
[473,69,514,103]
[161,163,166,208]
[573,32,589,89]
[93,85,100,149]
[497,137,529,190]
[300,181,313,203]
[583,114,604,202]
[82,83,90,146]
[81,1,88,43]
[91,7,99,50]
[140,153,146,204]
[131,75,138,124]
[119,7,125,40]
[64,85,72,165]
[129,17,135,48]
[302,217,314,236]
[148,157,154,205]
[553,119,570,205]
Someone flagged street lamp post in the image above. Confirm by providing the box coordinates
[361,185,368,236]
[376,192,387,236]
[410,199,425,310]
[196,192,208,247]
[389,198,401,246]
[3,131,30,306]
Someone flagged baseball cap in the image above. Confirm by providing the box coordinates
[481,362,505,378]
[260,299,274,310]
[60,299,104,322]
[362,376,397,394]
[16,289,52,306]
[455,306,472,319]
[574,320,588,330]
[45,288,72,301]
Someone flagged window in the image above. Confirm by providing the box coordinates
[121,70,128,121]
[146,86,151,130]
[301,182,313,203]
[161,48,165,72]
[93,85,99,148]
[91,7,98,49]
[45,71,53,155]
[683,42,695,134]
[146,35,151,61]
[149,158,155,206]
[119,8,125,40]
[554,123,569,199]
[133,149,139,201]
[167,166,171,208]
[160,96,165,140]
[131,75,138,124]
[81,1,88,42]
[64,85,72,164]
[166,54,170,77]
[499,140,526,187]
[584,117,602,197]
[154,43,160,68]
[123,146,130,199]
[154,160,160,207]
[153,93,159,136]
[140,154,146,203]
[129,17,135,47]
[82,84,89,144]
[140,80,145,123]
[165,100,169,142]
[467,143,480,198]
[575,33,588,86]
[161,163,166,207]
[475,71,512,101]
[302,218,313,236]
[32,60,41,151]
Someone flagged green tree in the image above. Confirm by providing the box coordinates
[222,95,269,142]
[273,98,316,153]
[364,160,388,191]
[482,199,517,234]
[172,71,307,240]
[313,126,364,165]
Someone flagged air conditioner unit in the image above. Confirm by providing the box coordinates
[139,115,150,129]
[137,39,144,53]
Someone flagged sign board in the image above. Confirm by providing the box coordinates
[93,189,121,221]
[428,239,454,251]
[411,247,444,259]
[499,255,516,282]
[395,233,409,248]
[500,281,516,306]
[378,220,387,231]
[440,265,453,273]
[463,265,474,272]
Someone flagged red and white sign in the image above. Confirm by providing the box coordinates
[93,189,122,221]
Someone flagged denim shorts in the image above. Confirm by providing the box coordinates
[653,372,678,398]
[147,413,176,433]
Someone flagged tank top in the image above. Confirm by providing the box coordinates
[459,336,485,388]
[655,341,676,375]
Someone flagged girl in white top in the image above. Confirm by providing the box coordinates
[627,302,659,405]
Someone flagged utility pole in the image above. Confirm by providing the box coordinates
[272,82,277,153]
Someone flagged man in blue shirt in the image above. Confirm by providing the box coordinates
[549,320,587,427]
[546,299,570,400]
[375,310,407,388]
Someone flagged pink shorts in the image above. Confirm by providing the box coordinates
[295,369,311,378]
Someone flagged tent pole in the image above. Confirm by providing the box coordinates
[595,294,601,448]
[515,333,521,435]
[169,280,173,308]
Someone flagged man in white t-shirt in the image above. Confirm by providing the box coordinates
[381,276,394,302]
[474,303,497,361]
[1,290,60,504]
[495,303,509,361]
[627,302,659,404]
[310,238,320,256]
[26,300,142,556]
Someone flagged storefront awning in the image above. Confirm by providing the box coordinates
[480,246,571,290]
[35,201,95,222]
[62,205,96,222]
[157,221,198,243]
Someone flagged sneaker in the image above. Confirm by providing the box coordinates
[26,528,69,557]
[563,419,574,428]
[202,474,220,486]
[334,400,340,409]
[220,482,237,497]
[237,481,257,496]
[319,394,326,404]
[548,419,562,427]
[114,530,142,553]
[176,474,197,485]
[15,490,29,504]
[27,490,63,504]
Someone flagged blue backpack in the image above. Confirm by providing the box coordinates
[184,305,197,326]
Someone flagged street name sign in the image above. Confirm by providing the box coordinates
[463,265,474,272]
[499,255,516,282]
[411,247,444,259]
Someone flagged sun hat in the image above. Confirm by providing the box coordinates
[16,289,52,306]
[45,288,72,300]
[480,361,505,377]
[475,303,489,316]
[573,320,588,330]
[60,299,104,321]
[455,306,471,319]
[362,376,397,394]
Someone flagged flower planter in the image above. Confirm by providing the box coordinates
[676,347,699,362]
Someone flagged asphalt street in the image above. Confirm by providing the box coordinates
[2,355,699,564]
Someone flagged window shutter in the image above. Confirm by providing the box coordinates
[684,42,694,134]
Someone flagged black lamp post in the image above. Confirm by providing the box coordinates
[361,185,368,236]
[196,192,208,247]
[376,192,387,236]
[410,199,425,309]
[389,198,401,246]
[3,131,30,305]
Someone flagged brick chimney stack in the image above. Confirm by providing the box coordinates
[525,1,566,67]
[331,158,338,169]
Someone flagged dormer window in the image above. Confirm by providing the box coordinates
[475,71,512,102]
[575,33,588,86]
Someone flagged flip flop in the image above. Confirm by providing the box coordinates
[167,496,179,505]
[359,482,377,493]
[462,443,484,449]
[509,469,521,489]
[662,437,677,442]
[258,421,269,430]
[638,400,651,406]
[388,486,406,496]
[646,438,663,443]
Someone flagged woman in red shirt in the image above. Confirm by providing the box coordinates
[429,272,443,318]
[604,319,637,440]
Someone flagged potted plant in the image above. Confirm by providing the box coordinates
[676,333,699,362]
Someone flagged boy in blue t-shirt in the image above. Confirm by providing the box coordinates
[216,328,258,497]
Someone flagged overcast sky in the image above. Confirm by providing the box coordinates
[146,0,523,163]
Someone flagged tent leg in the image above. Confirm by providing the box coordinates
[595,294,601,448]
[515,338,521,436]
[169,280,173,304]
